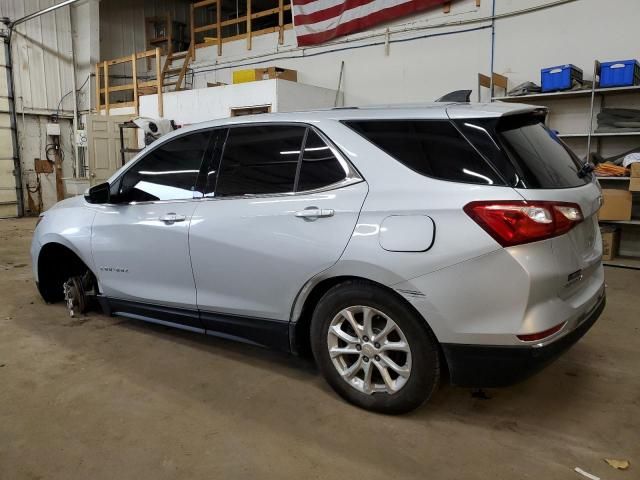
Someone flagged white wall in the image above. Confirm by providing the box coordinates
[186,0,640,106]
[139,79,338,126]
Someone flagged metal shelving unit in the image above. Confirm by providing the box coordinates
[494,61,640,269]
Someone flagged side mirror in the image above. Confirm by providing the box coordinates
[85,182,111,204]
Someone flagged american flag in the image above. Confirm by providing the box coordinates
[292,0,450,46]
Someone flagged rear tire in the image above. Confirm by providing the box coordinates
[310,280,440,414]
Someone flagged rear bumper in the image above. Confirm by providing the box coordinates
[441,292,606,387]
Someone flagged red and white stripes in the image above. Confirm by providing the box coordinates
[292,0,448,46]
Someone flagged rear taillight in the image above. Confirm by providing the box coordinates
[464,201,583,247]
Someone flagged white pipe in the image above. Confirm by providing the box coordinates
[9,0,82,28]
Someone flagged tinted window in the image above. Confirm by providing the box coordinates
[497,116,588,188]
[215,125,305,196]
[119,131,211,202]
[344,120,506,186]
[296,129,347,191]
[456,115,588,189]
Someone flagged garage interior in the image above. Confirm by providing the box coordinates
[1,0,639,478]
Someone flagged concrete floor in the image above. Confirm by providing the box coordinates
[0,217,638,480]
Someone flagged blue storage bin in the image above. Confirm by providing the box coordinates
[541,64,583,92]
[599,60,640,88]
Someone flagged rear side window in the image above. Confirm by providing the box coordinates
[344,120,506,186]
[456,114,589,189]
[296,129,348,191]
[215,125,305,196]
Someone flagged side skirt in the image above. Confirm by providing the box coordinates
[97,296,291,352]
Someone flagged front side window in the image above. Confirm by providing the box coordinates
[344,120,506,186]
[214,125,306,196]
[118,130,212,202]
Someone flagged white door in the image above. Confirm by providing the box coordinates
[189,125,367,325]
[91,128,214,322]
[86,114,135,186]
[0,39,18,218]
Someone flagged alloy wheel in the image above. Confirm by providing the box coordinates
[327,305,412,395]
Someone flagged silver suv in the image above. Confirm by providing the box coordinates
[31,103,606,413]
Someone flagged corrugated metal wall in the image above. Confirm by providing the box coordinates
[0,0,75,114]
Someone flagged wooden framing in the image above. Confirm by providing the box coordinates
[190,0,293,57]
[95,48,164,117]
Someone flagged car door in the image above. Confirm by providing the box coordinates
[91,129,215,327]
[189,124,368,340]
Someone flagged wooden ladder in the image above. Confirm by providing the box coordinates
[160,45,193,92]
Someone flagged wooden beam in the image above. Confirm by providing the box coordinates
[217,0,222,56]
[103,62,109,114]
[278,0,284,45]
[99,84,135,93]
[105,49,157,66]
[95,62,101,112]
[251,7,282,20]
[220,16,246,27]
[156,47,163,118]
[194,23,217,33]
[131,53,138,115]
[193,0,217,8]
[246,0,252,50]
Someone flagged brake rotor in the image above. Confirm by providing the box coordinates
[63,276,86,318]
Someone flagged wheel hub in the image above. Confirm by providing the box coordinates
[327,305,412,395]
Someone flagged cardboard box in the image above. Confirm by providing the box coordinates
[600,226,619,261]
[599,189,632,220]
[631,162,640,178]
[233,67,297,84]
[630,177,640,192]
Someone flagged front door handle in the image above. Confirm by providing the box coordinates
[295,207,335,219]
[159,213,187,224]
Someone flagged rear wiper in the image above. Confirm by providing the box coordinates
[577,162,594,178]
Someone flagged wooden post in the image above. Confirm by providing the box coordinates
[216,0,222,56]
[156,47,163,118]
[246,0,252,50]
[278,0,284,45]
[95,62,101,112]
[190,4,196,61]
[103,62,109,115]
[131,53,139,115]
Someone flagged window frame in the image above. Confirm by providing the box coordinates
[205,122,362,200]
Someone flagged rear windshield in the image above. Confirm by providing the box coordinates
[455,114,590,189]
[344,114,589,189]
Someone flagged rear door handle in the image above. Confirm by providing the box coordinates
[295,207,335,219]
[159,213,187,224]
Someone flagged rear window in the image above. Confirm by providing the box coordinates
[344,120,507,186]
[456,114,589,189]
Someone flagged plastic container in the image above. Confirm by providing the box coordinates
[541,64,583,92]
[599,60,640,88]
